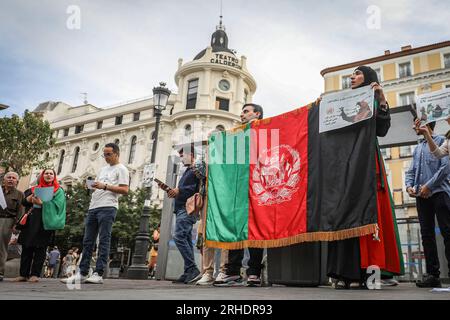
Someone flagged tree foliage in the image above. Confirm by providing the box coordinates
[0,110,56,176]
[56,183,161,252]
[114,187,161,249]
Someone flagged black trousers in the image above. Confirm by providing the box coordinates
[416,192,450,278]
[226,248,264,277]
[20,246,46,278]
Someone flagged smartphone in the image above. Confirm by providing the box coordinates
[410,103,418,121]
[154,178,172,192]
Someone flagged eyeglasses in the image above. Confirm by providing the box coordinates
[102,152,115,158]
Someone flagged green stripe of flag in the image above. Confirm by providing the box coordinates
[206,125,250,243]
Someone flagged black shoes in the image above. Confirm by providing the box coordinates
[172,268,200,284]
[172,274,187,283]
[184,268,200,284]
[416,274,442,288]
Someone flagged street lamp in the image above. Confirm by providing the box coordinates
[0,104,10,110]
[127,82,171,279]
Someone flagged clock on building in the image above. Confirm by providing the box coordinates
[218,79,230,91]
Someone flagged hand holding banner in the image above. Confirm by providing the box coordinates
[416,88,450,125]
[319,85,375,133]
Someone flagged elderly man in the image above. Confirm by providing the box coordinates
[0,172,24,281]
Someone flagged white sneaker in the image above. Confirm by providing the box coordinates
[85,272,103,284]
[214,272,227,283]
[196,273,214,286]
[213,275,244,286]
[381,279,399,287]
[60,273,87,284]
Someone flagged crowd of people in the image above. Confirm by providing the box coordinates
[0,65,449,290]
[162,65,450,290]
[0,142,129,284]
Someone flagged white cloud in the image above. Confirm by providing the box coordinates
[0,0,448,118]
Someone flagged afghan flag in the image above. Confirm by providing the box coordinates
[205,103,378,249]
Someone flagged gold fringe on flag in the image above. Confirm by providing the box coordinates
[204,223,378,250]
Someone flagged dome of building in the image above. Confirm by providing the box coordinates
[194,18,235,60]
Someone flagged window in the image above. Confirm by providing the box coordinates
[64,128,69,137]
[216,125,225,132]
[444,53,450,69]
[57,150,65,175]
[133,112,140,121]
[75,124,84,134]
[184,124,192,137]
[72,147,80,173]
[93,142,99,151]
[53,130,58,139]
[186,79,199,109]
[399,145,414,158]
[399,92,415,106]
[114,139,120,145]
[216,97,230,111]
[341,75,352,89]
[115,115,123,125]
[399,62,412,78]
[97,121,103,129]
[380,148,391,160]
[128,136,137,164]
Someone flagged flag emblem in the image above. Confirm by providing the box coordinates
[251,144,301,206]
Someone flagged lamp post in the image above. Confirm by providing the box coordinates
[127,82,171,279]
[0,104,10,110]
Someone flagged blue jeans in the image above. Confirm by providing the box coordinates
[79,207,117,276]
[174,208,198,274]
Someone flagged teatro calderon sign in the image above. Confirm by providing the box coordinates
[210,53,241,69]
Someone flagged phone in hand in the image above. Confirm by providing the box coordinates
[410,103,418,121]
[154,178,172,192]
[407,185,420,198]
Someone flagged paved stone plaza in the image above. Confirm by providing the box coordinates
[0,278,449,300]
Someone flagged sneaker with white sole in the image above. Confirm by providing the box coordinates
[189,272,203,284]
[246,275,261,287]
[213,274,244,287]
[60,273,87,284]
[85,272,103,284]
[214,272,227,283]
[381,279,399,287]
[196,273,214,286]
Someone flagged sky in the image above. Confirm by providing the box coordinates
[0,0,449,118]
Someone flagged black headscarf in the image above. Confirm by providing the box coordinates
[354,66,379,88]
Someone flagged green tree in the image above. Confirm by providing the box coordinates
[55,183,161,252]
[114,187,161,249]
[55,182,91,251]
[0,110,56,176]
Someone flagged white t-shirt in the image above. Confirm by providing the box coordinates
[89,164,129,210]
